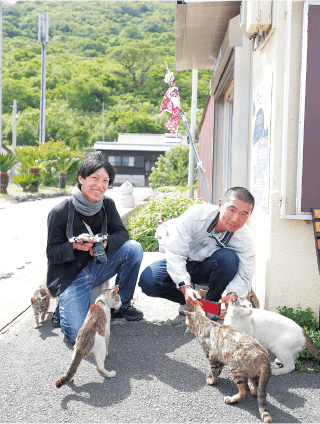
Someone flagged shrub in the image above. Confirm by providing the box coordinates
[13,173,39,189]
[149,145,197,189]
[127,193,204,251]
[277,304,320,373]
[0,153,18,171]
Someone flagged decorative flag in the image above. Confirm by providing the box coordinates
[159,69,180,136]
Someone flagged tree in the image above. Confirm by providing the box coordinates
[149,145,197,189]
[110,43,159,90]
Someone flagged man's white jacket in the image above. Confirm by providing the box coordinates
[165,203,256,297]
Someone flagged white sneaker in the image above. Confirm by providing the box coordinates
[178,304,192,316]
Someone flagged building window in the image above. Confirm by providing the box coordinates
[122,156,135,167]
[145,161,156,171]
[108,156,121,166]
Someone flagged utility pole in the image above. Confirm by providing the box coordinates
[187,69,198,198]
[102,102,105,142]
[12,98,16,153]
[38,11,49,144]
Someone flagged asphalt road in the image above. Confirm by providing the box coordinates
[0,192,319,423]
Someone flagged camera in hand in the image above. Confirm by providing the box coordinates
[69,233,108,264]
[92,234,108,264]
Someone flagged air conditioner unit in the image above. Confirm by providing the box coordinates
[244,1,271,34]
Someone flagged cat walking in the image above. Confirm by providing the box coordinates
[224,294,320,376]
[56,286,121,388]
[185,302,272,423]
[31,285,56,328]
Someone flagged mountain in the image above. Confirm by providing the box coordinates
[2,1,211,148]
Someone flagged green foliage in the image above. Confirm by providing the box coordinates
[1,1,211,147]
[127,194,204,252]
[149,145,197,189]
[0,153,18,171]
[13,173,38,189]
[14,140,82,187]
[15,145,46,172]
[276,304,319,331]
[277,304,320,373]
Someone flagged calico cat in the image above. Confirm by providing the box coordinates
[56,286,121,388]
[185,302,272,423]
[224,294,320,376]
[31,285,54,328]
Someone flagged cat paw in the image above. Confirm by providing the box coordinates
[109,370,116,378]
[250,387,257,396]
[224,396,233,404]
[206,376,218,385]
[34,324,40,329]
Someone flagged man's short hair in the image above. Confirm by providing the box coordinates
[222,187,255,212]
[76,152,115,186]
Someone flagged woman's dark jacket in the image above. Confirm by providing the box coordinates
[46,196,129,297]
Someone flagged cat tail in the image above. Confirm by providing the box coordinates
[257,363,272,423]
[304,330,320,359]
[55,349,83,388]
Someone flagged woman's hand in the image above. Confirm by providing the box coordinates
[72,233,95,252]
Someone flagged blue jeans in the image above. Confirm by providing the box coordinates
[138,248,239,305]
[55,240,143,343]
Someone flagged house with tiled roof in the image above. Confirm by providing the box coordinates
[94,133,187,186]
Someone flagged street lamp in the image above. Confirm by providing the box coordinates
[0,0,17,154]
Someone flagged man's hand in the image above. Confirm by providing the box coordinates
[181,285,202,311]
[218,292,237,318]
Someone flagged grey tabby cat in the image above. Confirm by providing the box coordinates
[56,286,121,388]
[31,285,53,328]
[224,294,320,375]
[185,302,272,423]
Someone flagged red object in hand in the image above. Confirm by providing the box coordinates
[199,299,221,315]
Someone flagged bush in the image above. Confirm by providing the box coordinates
[149,145,197,189]
[13,173,39,189]
[126,193,204,251]
[277,304,320,373]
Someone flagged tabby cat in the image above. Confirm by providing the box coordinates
[31,285,54,328]
[185,302,272,423]
[56,286,121,388]
[224,294,320,375]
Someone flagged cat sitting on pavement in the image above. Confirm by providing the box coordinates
[224,294,320,375]
[185,302,272,423]
[56,286,121,388]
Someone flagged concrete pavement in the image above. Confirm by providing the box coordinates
[0,188,320,423]
[0,186,154,331]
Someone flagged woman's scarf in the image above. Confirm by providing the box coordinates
[71,185,103,216]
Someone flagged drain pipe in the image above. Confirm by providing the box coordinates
[280,0,292,219]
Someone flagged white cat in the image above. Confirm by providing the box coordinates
[224,295,320,376]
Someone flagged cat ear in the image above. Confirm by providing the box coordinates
[111,287,119,294]
[184,310,191,318]
[44,295,48,300]
[31,298,35,304]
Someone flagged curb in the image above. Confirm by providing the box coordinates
[3,191,71,203]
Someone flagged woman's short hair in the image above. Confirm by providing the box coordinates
[76,152,115,186]
[222,187,255,212]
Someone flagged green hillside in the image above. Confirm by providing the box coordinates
[2,1,211,149]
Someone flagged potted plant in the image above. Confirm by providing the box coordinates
[0,153,18,194]
[13,173,39,192]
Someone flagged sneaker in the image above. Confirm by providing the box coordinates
[206,312,219,321]
[52,312,60,328]
[112,305,143,321]
[178,304,193,316]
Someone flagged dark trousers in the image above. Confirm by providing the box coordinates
[138,248,239,305]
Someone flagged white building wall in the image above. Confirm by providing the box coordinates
[249,1,320,318]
